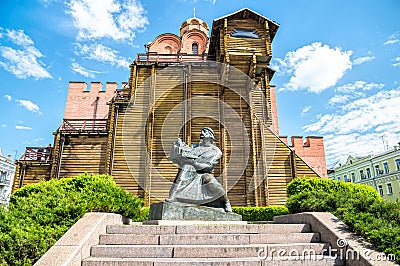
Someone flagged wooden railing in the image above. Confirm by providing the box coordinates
[21,147,52,161]
[60,119,108,131]
[135,53,210,63]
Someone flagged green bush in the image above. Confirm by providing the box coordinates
[286,177,400,263]
[0,174,143,266]
[286,177,381,200]
[137,206,288,222]
[135,206,150,222]
[233,206,289,221]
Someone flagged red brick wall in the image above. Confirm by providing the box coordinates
[269,85,279,135]
[147,34,181,54]
[63,82,116,120]
[181,31,208,54]
[147,26,209,55]
[290,136,327,178]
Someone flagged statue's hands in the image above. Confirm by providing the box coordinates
[181,156,194,166]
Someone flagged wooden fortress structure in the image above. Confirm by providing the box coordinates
[13,8,327,206]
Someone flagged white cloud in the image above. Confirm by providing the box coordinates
[392,57,400,67]
[352,56,375,65]
[15,125,32,130]
[277,42,352,93]
[300,105,311,116]
[74,43,131,68]
[183,0,217,4]
[384,39,400,45]
[67,0,148,42]
[39,0,58,6]
[4,95,12,101]
[328,81,385,106]
[303,89,400,164]
[0,29,52,79]
[304,89,400,135]
[6,29,34,47]
[336,81,384,93]
[328,95,350,106]
[323,132,400,165]
[16,99,42,114]
[71,61,100,78]
[384,32,400,45]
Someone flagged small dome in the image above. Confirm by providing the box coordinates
[180,17,209,31]
[179,17,209,37]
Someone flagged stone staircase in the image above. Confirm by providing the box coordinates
[82,223,342,265]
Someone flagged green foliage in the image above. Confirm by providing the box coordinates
[286,177,400,263]
[232,206,289,221]
[136,206,288,222]
[0,174,143,266]
[286,177,381,200]
[134,206,150,222]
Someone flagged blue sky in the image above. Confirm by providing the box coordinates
[0,0,399,167]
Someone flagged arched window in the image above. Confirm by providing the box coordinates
[192,43,198,54]
[164,45,173,54]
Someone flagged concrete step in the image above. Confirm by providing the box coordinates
[106,224,311,235]
[90,243,329,258]
[82,256,342,266]
[99,232,320,245]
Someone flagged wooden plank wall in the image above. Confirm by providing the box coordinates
[58,134,108,178]
[226,19,266,57]
[222,82,253,206]
[12,163,51,191]
[110,67,152,198]
[149,66,184,204]
[189,64,222,179]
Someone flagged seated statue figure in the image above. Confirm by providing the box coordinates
[166,127,232,212]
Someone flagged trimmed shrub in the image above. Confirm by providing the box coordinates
[135,206,150,222]
[286,177,400,263]
[137,206,288,222]
[286,177,381,200]
[0,174,143,266]
[233,206,289,221]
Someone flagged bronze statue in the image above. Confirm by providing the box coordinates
[166,127,232,212]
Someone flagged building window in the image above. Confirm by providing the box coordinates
[0,171,6,184]
[359,170,365,180]
[366,168,371,178]
[378,185,384,196]
[395,158,400,171]
[351,173,355,182]
[343,174,348,182]
[375,165,381,176]
[164,45,173,54]
[230,28,261,39]
[192,43,198,54]
[387,183,393,194]
[383,162,389,174]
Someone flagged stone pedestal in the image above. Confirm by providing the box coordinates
[148,201,242,221]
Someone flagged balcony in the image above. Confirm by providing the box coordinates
[135,53,210,64]
[20,147,52,161]
[59,119,108,131]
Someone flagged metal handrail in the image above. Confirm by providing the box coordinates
[59,119,108,131]
[135,53,209,63]
[20,147,52,161]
